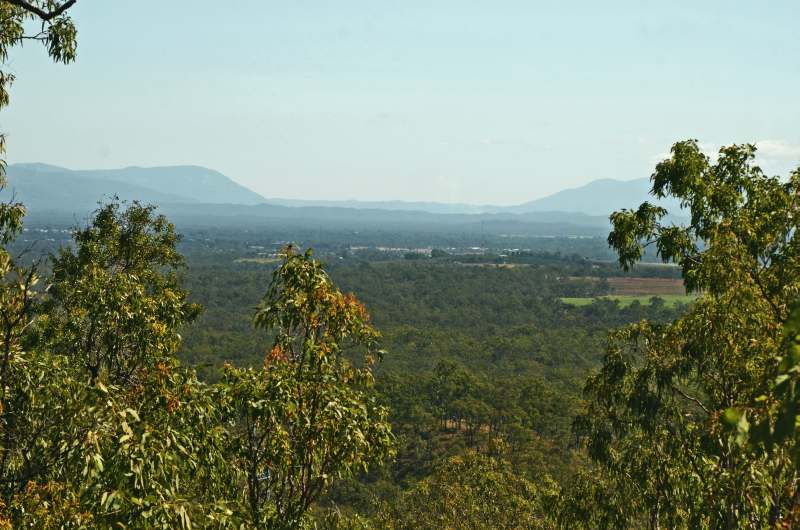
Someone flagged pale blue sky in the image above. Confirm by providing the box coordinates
[3,1,799,204]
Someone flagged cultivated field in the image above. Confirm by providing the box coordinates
[561,276,696,308]
[606,277,686,296]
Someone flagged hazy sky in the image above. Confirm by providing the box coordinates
[3,1,799,204]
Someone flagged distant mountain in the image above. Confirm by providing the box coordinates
[263,198,498,215]
[4,163,267,209]
[152,202,610,237]
[508,178,682,216]
[4,164,192,212]
[264,178,682,217]
[2,163,681,235]
[77,165,267,205]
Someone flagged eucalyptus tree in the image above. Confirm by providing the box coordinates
[0,0,79,452]
[573,140,800,528]
[377,449,556,530]
[0,202,235,528]
[41,200,201,385]
[221,247,394,529]
[722,303,800,528]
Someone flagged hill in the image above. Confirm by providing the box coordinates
[2,164,677,235]
[78,165,267,205]
[4,163,267,208]
[155,202,610,236]
[4,163,679,217]
[262,178,682,216]
[264,198,498,214]
[509,178,682,216]
[3,164,191,212]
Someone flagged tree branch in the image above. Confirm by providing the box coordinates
[749,267,783,321]
[2,0,77,21]
[672,386,710,416]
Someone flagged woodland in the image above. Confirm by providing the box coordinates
[1,2,799,528]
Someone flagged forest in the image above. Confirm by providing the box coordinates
[4,145,799,529]
[2,2,800,529]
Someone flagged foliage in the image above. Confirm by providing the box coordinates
[0,203,234,528]
[6,7,796,525]
[573,140,800,528]
[221,248,394,529]
[177,251,684,521]
[0,203,402,528]
[39,200,200,384]
[0,10,79,517]
[376,448,556,529]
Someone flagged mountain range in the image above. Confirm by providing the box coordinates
[267,178,679,217]
[1,163,681,234]
[5,163,264,210]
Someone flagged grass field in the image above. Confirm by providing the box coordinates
[560,294,697,308]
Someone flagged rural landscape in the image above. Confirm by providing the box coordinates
[1,1,799,529]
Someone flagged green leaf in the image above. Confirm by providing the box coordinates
[722,407,742,427]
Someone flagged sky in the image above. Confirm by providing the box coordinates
[3,0,799,205]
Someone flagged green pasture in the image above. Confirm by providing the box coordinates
[560,294,697,308]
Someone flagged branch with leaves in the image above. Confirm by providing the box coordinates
[2,0,76,20]
[574,140,800,527]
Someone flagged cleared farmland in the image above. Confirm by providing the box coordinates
[561,294,697,308]
[605,277,686,296]
[561,276,695,307]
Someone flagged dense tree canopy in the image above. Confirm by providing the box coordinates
[573,140,800,528]
[0,203,393,527]
[2,3,798,527]
[377,449,555,530]
[221,248,393,529]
